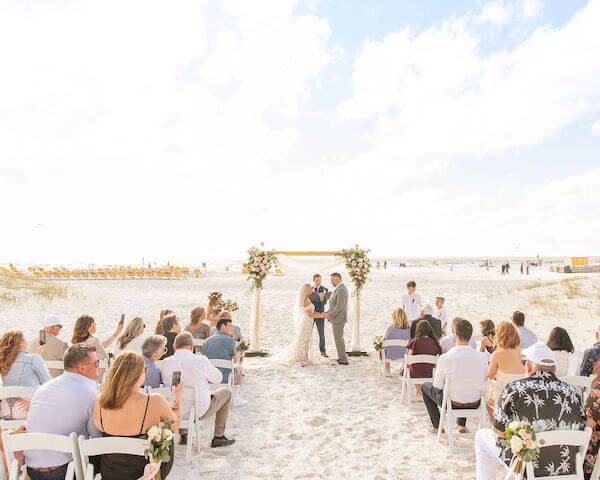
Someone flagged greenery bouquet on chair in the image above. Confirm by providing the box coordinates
[500,421,544,479]
[141,419,174,480]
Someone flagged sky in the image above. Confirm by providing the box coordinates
[0,0,599,265]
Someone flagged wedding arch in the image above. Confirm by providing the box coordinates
[243,245,371,355]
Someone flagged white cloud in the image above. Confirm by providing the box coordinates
[475,0,543,25]
[592,120,600,135]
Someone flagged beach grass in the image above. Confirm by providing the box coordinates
[0,272,70,307]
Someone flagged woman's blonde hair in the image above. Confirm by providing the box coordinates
[392,308,409,329]
[0,330,25,376]
[72,315,95,344]
[117,317,145,350]
[97,352,145,410]
[190,306,205,325]
[495,321,520,350]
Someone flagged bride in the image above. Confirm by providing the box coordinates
[273,283,324,366]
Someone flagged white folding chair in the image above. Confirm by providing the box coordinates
[496,375,527,400]
[504,427,592,480]
[45,360,65,375]
[560,376,593,399]
[1,430,79,480]
[0,386,39,431]
[208,358,236,404]
[379,340,408,381]
[437,379,489,452]
[78,435,148,480]
[400,354,438,410]
[146,386,199,464]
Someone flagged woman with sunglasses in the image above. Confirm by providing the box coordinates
[114,317,146,356]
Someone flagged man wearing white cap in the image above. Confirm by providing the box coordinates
[28,314,68,378]
[474,343,586,479]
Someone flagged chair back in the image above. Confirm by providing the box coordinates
[78,435,147,480]
[404,354,438,374]
[382,339,408,348]
[45,360,65,372]
[0,386,38,402]
[208,359,234,370]
[559,376,593,398]
[496,374,527,398]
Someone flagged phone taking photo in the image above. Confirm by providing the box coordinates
[39,329,46,346]
[119,314,125,326]
[171,370,182,388]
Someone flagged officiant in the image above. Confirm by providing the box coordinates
[310,273,329,358]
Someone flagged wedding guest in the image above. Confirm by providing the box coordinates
[93,352,183,480]
[434,297,449,334]
[410,304,442,340]
[382,307,411,370]
[154,309,174,335]
[207,312,219,333]
[478,320,496,354]
[159,314,180,359]
[24,345,100,480]
[209,312,243,341]
[207,292,222,318]
[401,281,423,322]
[141,335,166,389]
[546,326,576,377]
[114,317,145,355]
[310,273,329,357]
[421,318,487,433]
[185,306,209,340]
[580,323,600,377]
[511,311,537,349]
[475,343,585,479]
[160,332,235,447]
[406,321,441,395]
[440,318,477,353]
[583,360,600,478]
[203,317,247,407]
[27,314,68,378]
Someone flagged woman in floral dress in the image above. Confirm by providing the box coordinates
[584,366,600,479]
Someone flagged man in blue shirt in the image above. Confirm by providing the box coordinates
[141,335,166,388]
[202,318,247,407]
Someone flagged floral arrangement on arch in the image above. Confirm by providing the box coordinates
[243,247,278,291]
[212,300,239,315]
[238,338,250,352]
[337,246,371,295]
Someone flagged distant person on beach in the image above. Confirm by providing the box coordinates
[401,281,422,322]
[434,297,449,334]
[520,262,524,274]
[27,314,68,378]
[383,260,387,269]
[511,311,537,349]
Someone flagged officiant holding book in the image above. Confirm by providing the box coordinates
[310,273,329,358]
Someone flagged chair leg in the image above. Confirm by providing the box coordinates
[400,379,406,405]
[448,411,455,452]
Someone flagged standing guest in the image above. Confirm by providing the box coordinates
[546,326,576,377]
[27,314,68,378]
[141,335,166,389]
[154,309,174,336]
[160,332,235,448]
[511,311,537,349]
[114,317,145,356]
[159,314,180,360]
[478,320,496,354]
[93,352,183,480]
[209,312,243,341]
[439,318,477,353]
[406,321,441,395]
[207,292,222,318]
[475,343,585,479]
[410,304,442,340]
[185,306,210,340]
[580,323,600,377]
[401,281,423,322]
[434,297,449,334]
[309,273,329,358]
[203,318,247,407]
[383,308,411,370]
[24,345,100,480]
[421,319,487,434]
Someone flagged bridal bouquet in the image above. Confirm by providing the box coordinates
[337,247,372,295]
[373,336,383,351]
[499,421,544,478]
[142,419,174,480]
[238,338,250,351]
[212,299,239,314]
[243,247,278,291]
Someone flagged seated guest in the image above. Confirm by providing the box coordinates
[475,343,585,479]
[478,319,496,354]
[114,317,145,356]
[410,304,442,340]
[93,352,183,480]
[154,309,174,335]
[382,307,411,371]
[511,310,537,349]
[27,314,68,378]
[209,312,243,341]
[440,318,477,353]
[580,323,600,377]
[24,345,101,480]
[141,335,166,389]
[185,306,210,340]
[546,326,576,377]
[584,359,600,478]
[203,318,247,407]
[421,318,487,434]
[406,321,442,396]
[160,332,235,448]
[159,314,181,359]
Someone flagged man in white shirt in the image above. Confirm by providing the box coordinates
[401,280,422,321]
[160,332,234,448]
[24,345,100,480]
[421,318,488,434]
[512,311,537,349]
[439,318,477,353]
[434,297,449,334]
[27,314,68,378]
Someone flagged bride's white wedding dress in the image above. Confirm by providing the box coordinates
[273,302,316,365]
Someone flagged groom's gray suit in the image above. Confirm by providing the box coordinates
[327,282,348,362]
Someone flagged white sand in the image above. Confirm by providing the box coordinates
[1,266,599,479]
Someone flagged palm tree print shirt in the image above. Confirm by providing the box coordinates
[493,371,586,477]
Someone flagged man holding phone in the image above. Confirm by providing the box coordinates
[28,315,68,378]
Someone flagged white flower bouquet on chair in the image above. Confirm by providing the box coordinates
[500,421,544,479]
[140,419,174,480]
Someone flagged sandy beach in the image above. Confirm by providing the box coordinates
[1,265,599,479]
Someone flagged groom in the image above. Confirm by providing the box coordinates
[309,273,329,358]
[322,272,348,365]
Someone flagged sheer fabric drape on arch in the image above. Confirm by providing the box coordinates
[274,254,344,273]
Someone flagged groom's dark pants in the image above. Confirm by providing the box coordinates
[421,382,479,429]
[313,318,326,353]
